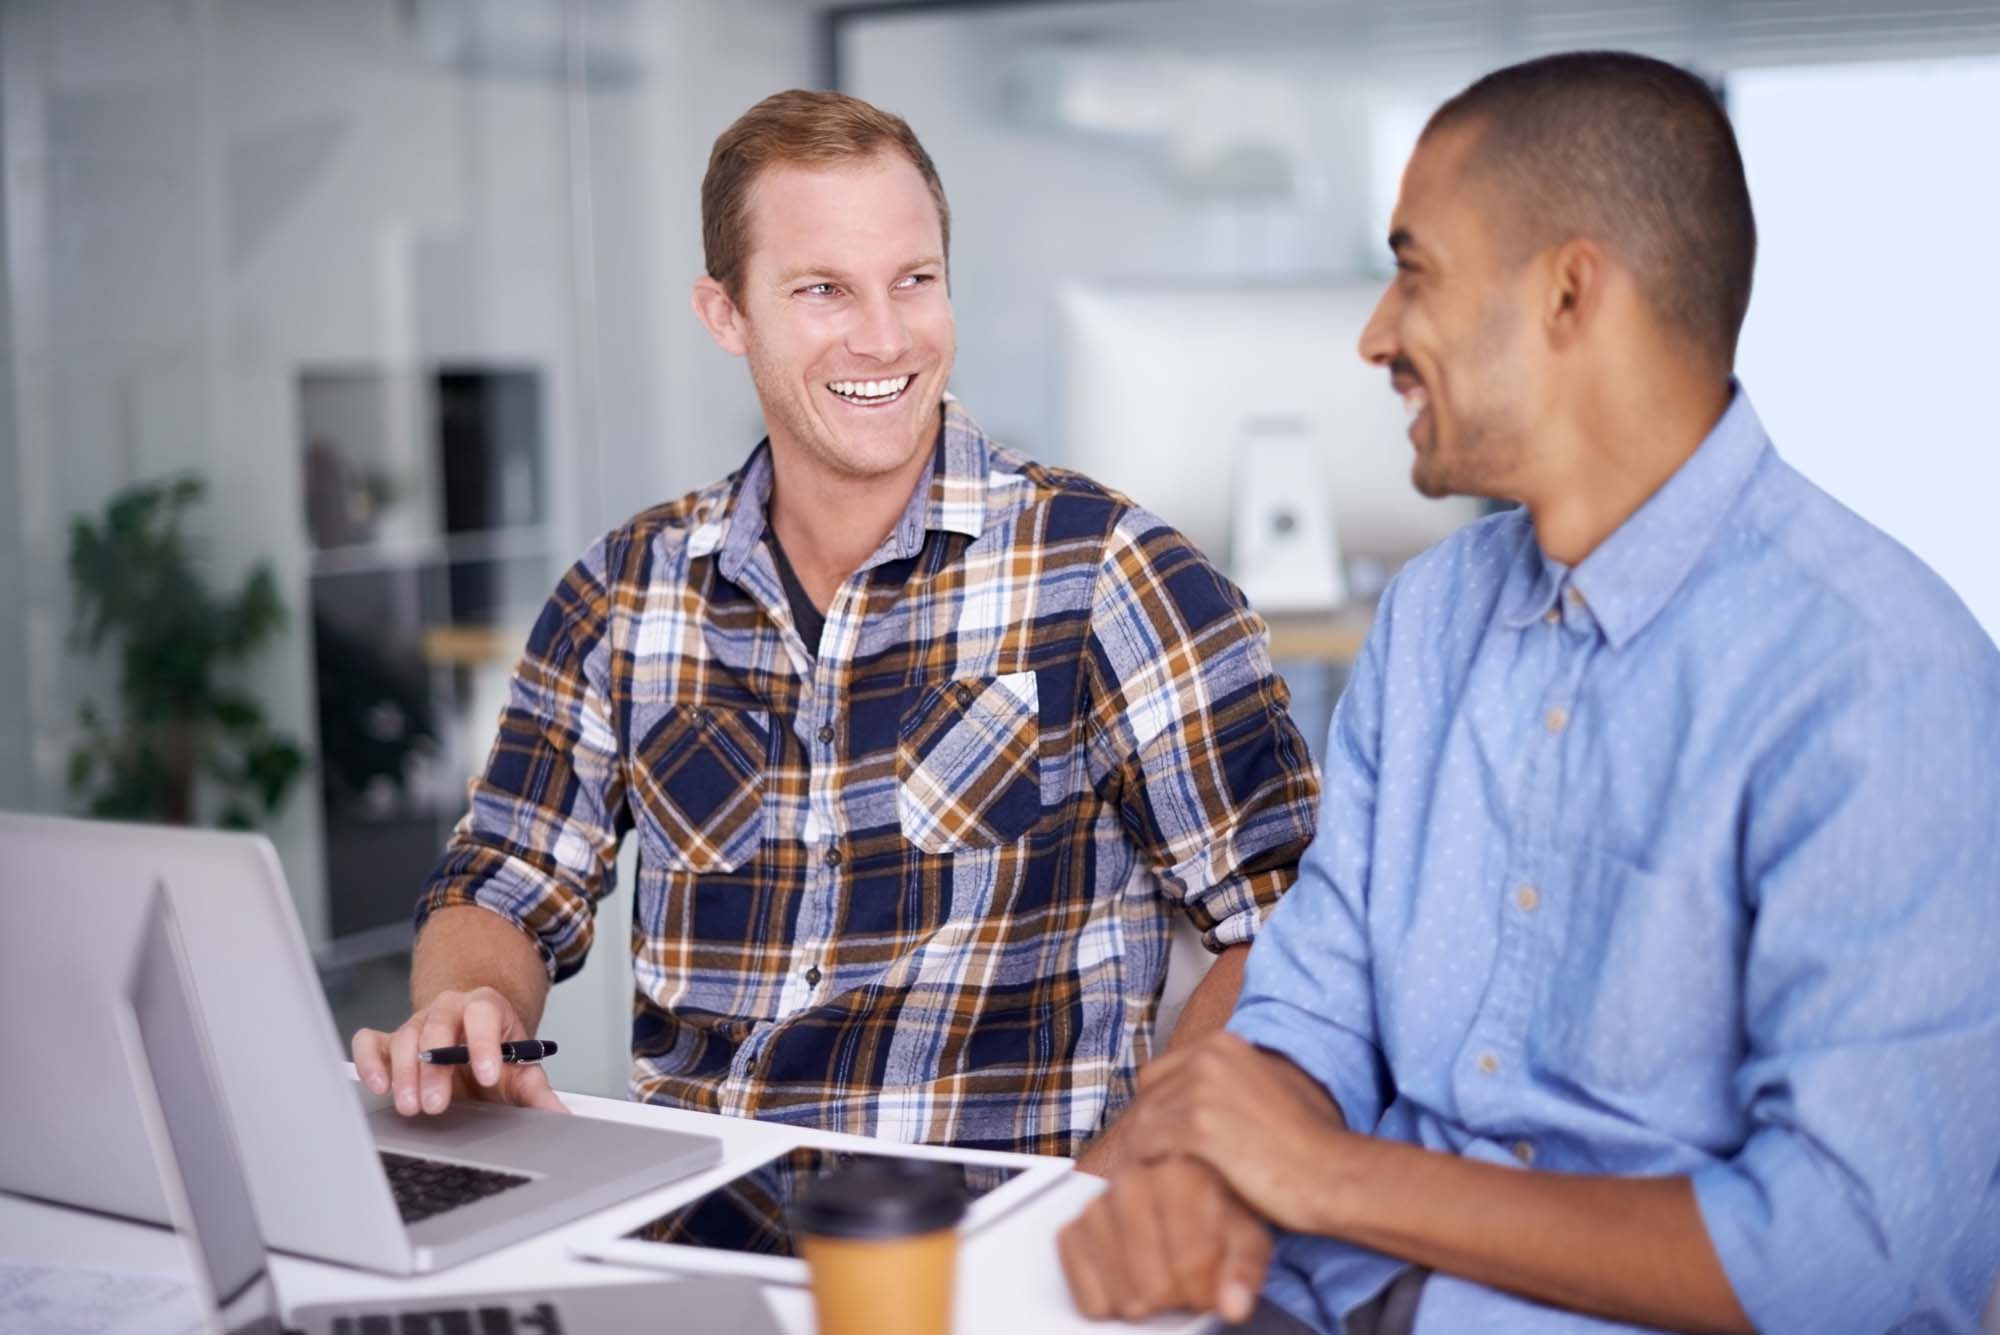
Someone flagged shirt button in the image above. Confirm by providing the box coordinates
[691,706,711,726]
[1514,884,1541,913]
[1544,706,1569,734]
[1512,1139,1536,1165]
[955,684,975,706]
[823,845,842,868]
[1543,607,1560,625]
[1476,1052,1501,1077]
[817,723,835,745]
[1566,586,1586,607]
[805,966,822,986]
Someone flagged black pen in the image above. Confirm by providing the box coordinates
[419,1039,559,1066]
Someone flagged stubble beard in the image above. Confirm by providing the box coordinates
[1413,412,1525,503]
[1412,296,1528,501]
[743,334,941,484]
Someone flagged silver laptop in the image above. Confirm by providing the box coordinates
[121,879,781,1335]
[0,812,720,1274]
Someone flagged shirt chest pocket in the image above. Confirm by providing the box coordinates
[628,703,769,874]
[1529,845,1745,1101]
[897,670,1044,854]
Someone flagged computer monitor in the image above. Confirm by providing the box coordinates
[1058,280,1480,577]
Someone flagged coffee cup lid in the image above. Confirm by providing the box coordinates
[791,1158,969,1240]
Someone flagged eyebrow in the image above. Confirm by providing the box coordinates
[774,256,947,288]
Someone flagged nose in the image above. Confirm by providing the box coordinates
[1357,283,1399,368]
[846,290,913,365]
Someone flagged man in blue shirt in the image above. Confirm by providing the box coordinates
[1057,50,2000,1335]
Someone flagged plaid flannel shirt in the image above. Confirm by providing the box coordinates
[418,398,1320,1156]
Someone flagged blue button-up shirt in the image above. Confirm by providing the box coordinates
[1230,387,2000,1333]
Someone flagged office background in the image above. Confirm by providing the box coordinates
[2,0,1997,1098]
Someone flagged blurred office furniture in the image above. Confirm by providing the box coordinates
[1263,605,1374,666]
[1231,424,1347,614]
[301,365,551,964]
[1059,281,1476,584]
[1060,281,1461,767]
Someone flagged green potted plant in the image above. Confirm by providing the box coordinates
[66,474,307,828]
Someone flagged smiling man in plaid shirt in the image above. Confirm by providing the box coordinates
[352,89,1319,1167]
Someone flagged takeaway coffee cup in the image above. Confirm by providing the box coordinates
[791,1158,968,1335]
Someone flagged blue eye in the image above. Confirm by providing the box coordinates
[799,283,839,298]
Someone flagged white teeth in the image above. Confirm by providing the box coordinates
[1403,387,1428,423]
[827,375,912,401]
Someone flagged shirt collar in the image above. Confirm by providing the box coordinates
[707,395,992,584]
[1499,383,1771,649]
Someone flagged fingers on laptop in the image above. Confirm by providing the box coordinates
[350,1007,566,1116]
[415,1002,467,1114]
[351,1026,392,1097]
[449,987,568,1112]
[503,1060,569,1114]
[347,987,517,1116]
[460,993,507,1088]
[1057,1157,1270,1323]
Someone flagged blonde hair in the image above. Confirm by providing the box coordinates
[701,89,950,302]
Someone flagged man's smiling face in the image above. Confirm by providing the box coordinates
[729,152,955,484]
[1358,120,1546,502]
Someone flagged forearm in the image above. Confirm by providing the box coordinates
[1165,943,1250,1051]
[411,904,552,1033]
[1319,1137,1750,1333]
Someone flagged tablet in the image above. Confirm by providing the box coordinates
[570,1140,1069,1284]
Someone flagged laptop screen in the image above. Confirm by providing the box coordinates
[124,885,285,1335]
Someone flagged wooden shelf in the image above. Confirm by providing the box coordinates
[426,612,1377,673]
[1263,604,1374,664]
[421,623,526,667]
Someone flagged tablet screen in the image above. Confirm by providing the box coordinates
[621,1148,1023,1258]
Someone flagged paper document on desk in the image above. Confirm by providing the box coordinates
[0,1262,203,1334]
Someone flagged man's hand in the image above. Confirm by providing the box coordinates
[1122,1032,1349,1234]
[1057,1157,1272,1325]
[351,985,568,1118]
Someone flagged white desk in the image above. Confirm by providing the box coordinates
[0,1083,1212,1335]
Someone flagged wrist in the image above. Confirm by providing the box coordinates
[1074,1120,1127,1178]
[1297,1121,1369,1236]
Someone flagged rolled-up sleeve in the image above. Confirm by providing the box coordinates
[1083,511,1320,951]
[1692,663,2000,1332]
[415,540,630,982]
[1227,595,1393,1135]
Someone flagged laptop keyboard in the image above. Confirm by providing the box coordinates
[379,1150,532,1224]
[327,1303,564,1335]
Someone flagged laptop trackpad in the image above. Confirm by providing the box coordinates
[367,1101,547,1158]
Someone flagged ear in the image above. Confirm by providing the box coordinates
[691,275,749,357]
[1542,238,1606,352]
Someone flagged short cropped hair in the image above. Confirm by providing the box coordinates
[701,89,951,302]
[1427,51,1757,368]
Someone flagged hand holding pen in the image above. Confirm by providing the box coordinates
[350,984,571,1119]
[420,1039,558,1065]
